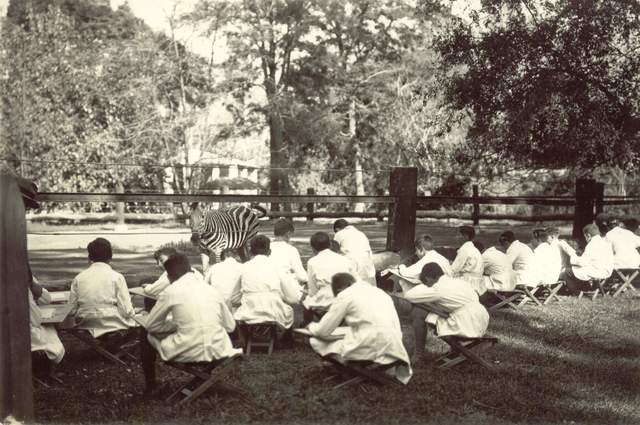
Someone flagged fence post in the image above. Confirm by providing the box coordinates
[0,174,34,421]
[376,188,385,222]
[573,178,597,242]
[386,167,418,258]
[595,182,605,216]
[306,188,314,222]
[472,184,480,226]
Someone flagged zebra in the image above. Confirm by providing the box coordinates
[189,202,268,271]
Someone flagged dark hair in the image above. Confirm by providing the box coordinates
[250,235,271,256]
[414,234,434,251]
[623,218,639,232]
[330,239,341,253]
[164,253,191,282]
[419,262,444,283]
[333,219,349,232]
[220,248,239,261]
[545,227,559,237]
[532,228,548,241]
[458,226,475,241]
[154,247,177,262]
[88,238,112,262]
[472,240,485,252]
[273,218,294,237]
[310,232,331,252]
[331,272,356,296]
[499,231,515,245]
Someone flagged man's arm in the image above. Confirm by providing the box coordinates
[291,248,307,283]
[116,276,135,319]
[145,292,175,334]
[143,272,170,297]
[69,278,80,316]
[308,295,348,337]
[306,262,318,297]
[219,300,236,333]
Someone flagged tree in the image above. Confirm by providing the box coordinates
[436,0,640,174]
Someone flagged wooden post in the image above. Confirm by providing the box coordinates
[472,184,480,226]
[595,182,605,216]
[306,188,314,222]
[0,174,34,421]
[573,178,597,242]
[386,167,418,258]
[376,188,385,222]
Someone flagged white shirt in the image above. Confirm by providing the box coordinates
[606,226,640,269]
[146,272,242,362]
[481,247,516,291]
[404,275,489,338]
[269,240,307,283]
[308,281,412,384]
[29,289,65,364]
[203,258,242,308]
[533,242,561,284]
[506,240,538,287]
[233,255,294,329]
[69,262,136,337]
[304,249,356,309]
[571,235,614,281]
[334,225,376,284]
[450,241,484,293]
[144,268,204,298]
[398,250,453,280]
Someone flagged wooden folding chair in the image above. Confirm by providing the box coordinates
[517,281,565,306]
[238,321,278,355]
[165,353,242,405]
[322,354,402,390]
[66,328,138,366]
[609,269,640,297]
[486,289,523,311]
[578,278,607,300]
[436,335,499,372]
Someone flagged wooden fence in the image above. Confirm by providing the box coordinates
[34,169,634,256]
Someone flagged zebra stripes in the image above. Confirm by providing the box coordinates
[190,204,267,257]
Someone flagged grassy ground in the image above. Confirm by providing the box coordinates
[29,221,640,424]
[34,296,640,425]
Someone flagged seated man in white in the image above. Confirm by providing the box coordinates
[234,235,295,344]
[204,248,243,309]
[561,224,614,293]
[69,238,136,343]
[531,229,562,285]
[140,253,241,394]
[450,226,484,294]
[303,231,356,324]
[270,219,307,303]
[29,275,65,377]
[404,263,489,364]
[604,217,640,269]
[306,273,412,384]
[333,219,376,285]
[499,231,538,287]
[143,247,203,298]
[545,226,575,277]
[473,241,516,292]
[386,235,452,292]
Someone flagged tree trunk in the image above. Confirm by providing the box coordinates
[115,180,125,226]
[351,100,365,213]
[268,106,287,212]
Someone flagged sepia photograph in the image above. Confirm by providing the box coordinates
[0,0,639,424]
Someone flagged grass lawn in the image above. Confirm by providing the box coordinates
[35,296,640,425]
[28,221,640,424]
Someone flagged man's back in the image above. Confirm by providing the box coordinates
[606,226,640,268]
[269,240,307,282]
[205,258,242,305]
[334,225,371,255]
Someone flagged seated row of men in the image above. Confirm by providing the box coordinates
[392,218,637,298]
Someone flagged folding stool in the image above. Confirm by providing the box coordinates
[238,321,278,355]
[165,354,242,405]
[322,354,402,390]
[435,335,499,371]
[578,278,607,300]
[66,328,138,366]
[610,268,640,297]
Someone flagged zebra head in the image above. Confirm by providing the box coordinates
[189,202,204,245]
